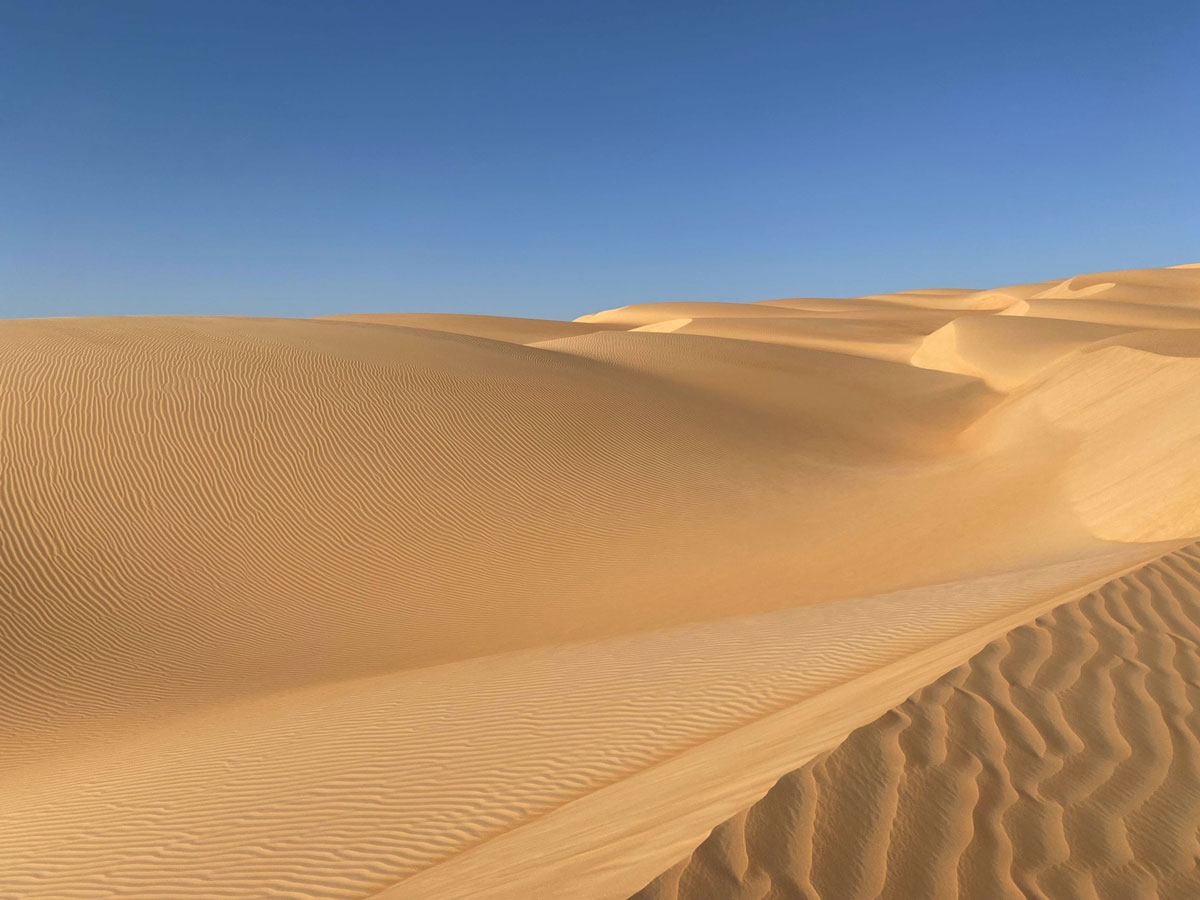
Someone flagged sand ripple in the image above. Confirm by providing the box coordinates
[632,545,1200,900]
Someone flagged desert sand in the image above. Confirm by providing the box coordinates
[2,264,1200,898]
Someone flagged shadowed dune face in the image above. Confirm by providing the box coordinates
[2,264,1200,899]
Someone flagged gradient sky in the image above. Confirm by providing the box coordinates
[4,1,1198,321]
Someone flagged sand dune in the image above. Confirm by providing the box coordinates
[911,315,1133,389]
[319,311,626,344]
[2,264,1200,899]
[631,543,1200,900]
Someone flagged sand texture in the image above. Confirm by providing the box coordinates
[631,544,1200,900]
[2,264,1200,898]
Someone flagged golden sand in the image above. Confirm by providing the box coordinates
[2,265,1199,898]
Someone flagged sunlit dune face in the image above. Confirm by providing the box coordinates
[4,264,1200,900]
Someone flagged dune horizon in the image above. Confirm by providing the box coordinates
[4,262,1200,898]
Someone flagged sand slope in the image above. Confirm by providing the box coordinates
[631,544,1200,900]
[2,264,1200,898]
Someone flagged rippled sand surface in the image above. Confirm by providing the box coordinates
[3,264,1200,899]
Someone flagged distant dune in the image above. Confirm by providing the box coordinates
[3,265,1200,898]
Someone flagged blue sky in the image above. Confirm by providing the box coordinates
[3,1,1198,320]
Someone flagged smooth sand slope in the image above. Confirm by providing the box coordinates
[1,264,1199,898]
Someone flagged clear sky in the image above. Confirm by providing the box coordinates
[3,1,1198,320]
